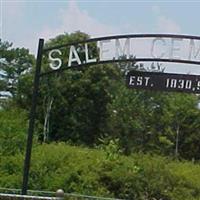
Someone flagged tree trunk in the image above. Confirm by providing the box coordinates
[175,124,180,157]
[43,97,54,142]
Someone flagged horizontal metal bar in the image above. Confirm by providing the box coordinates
[0,188,124,200]
[40,57,200,77]
[0,193,59,200]
[43,33,200,52]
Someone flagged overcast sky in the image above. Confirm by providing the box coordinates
[1,0,200,74]
[2,0,200,53]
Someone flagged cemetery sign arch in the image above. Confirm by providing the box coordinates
[22,34,200,195]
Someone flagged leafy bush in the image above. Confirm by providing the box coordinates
[1,143,200,199]
[0,108,28,156]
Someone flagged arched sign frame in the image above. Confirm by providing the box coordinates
[21,34,200,195]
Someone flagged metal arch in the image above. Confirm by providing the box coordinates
[22,34,200,195]
[40,58,200,77]
[40,33,200,76]
[43,33,200,52]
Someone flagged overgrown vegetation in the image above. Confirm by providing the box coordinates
[1,32,200,199]
[1,139,200,200]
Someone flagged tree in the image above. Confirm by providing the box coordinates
[0,39,35,105]
[159,93,200,159]
[40,64,121,145]
[2,32,199,160]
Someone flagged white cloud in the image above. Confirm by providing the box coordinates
[2,0,118,54]
[40,0,117,40]
[2,1,24,40]
[156,16,181,33]
[2,0,183,59]
[151,5,181,33]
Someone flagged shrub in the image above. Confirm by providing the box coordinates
[1,143,200,199]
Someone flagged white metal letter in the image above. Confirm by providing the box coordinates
[85,43,97,63]
[129,76,135,85]
[188,39,200,60]
[144,77,150,86]
[151,38,166,58]
[170,38,183,59]
[99,40,111,61]
[48,49,62,70]
[115,38,130,59]
[68,45,81,67]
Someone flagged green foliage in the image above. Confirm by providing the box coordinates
[38,63,121,145]
[107,85,200,159]
[2,33,200,161]
[98,137,122,161]
[0,39,35,101]
[1,143,200,199]
[0,108,28,156]
[1,32,200,200]
[0,155,24,188]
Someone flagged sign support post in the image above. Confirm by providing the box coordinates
[22,38,44,195]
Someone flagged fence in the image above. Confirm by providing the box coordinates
[0,188,123,200]
[0,193,60,200]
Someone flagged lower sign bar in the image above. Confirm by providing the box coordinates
[126,71,200,94]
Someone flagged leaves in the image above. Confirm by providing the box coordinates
[2,143,200,199]
[0,39,35,105]
[1,33,200,160]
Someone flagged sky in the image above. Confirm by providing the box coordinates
[2,0,200,53]
[1,0,200,74]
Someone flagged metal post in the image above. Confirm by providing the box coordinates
[22,38,44,195]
